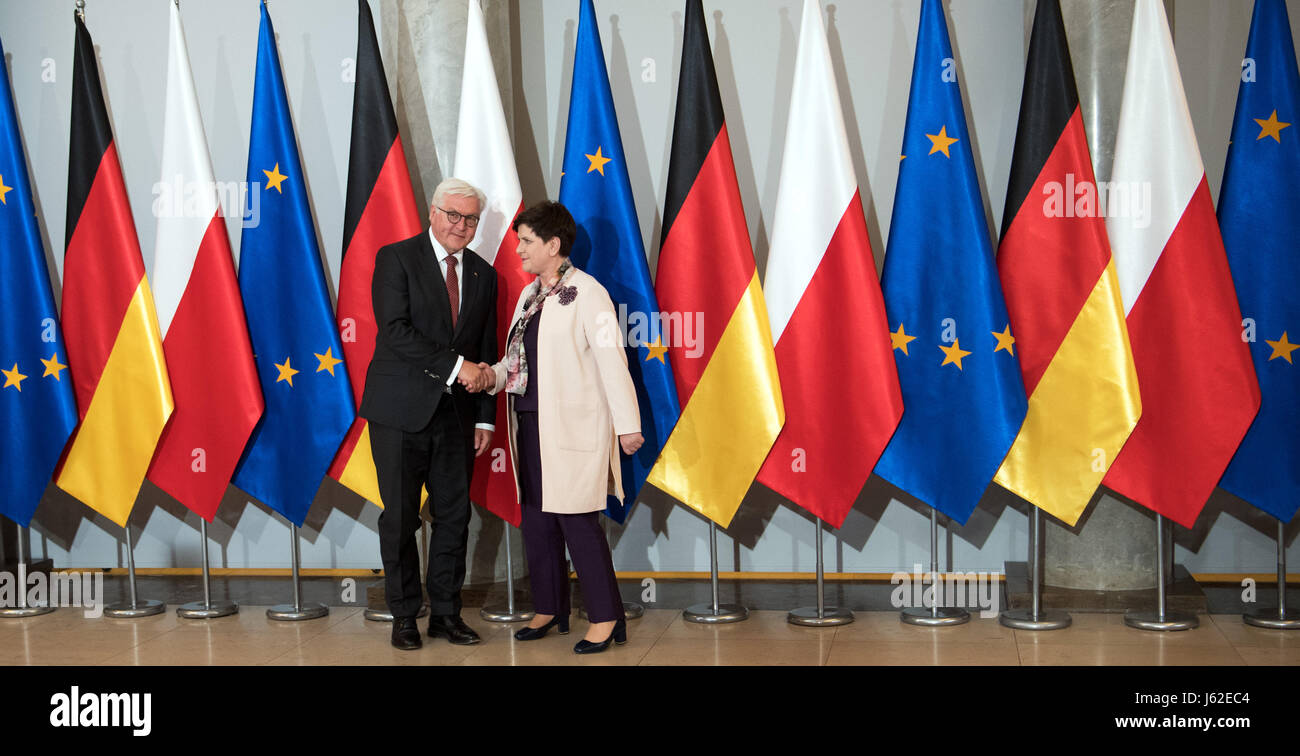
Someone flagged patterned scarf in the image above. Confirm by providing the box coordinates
[503,261,574,395]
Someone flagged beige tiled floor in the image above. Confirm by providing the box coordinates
[0,608,1296,665]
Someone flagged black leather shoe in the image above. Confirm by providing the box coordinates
[427,614,482,645]
[391,617,422,650]
[573,618,627,654]
[514,615,570,641]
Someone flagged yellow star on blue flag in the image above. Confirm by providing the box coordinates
[558,0,681,523]
[875,0,1027,525]
[233,2,356,528]
[585,146,611,175]
[263,162,287,193]
[2,362,26,391]
[315,347,343,375]
[1218,0,1300,521]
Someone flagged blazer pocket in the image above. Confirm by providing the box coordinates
[554,399,597,452]
[369,361,421,377]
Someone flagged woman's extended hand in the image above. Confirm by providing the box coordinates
[619,432,644,456]
[458,361,497,393]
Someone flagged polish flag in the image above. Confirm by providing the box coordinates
[1101,0,1259,527]
[455,0,528,527]
[755,0,902,529]
[328,0,422,508]
[146,2,264,521]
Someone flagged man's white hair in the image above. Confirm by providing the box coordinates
[432,178,486,212]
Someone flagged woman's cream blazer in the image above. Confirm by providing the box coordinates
[489,267,641,514]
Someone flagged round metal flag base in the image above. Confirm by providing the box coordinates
[900,606,970,626]
[1124,610,1199,631]
[0,605,57,618]
[1243,609,1300,630]
[578,602,644,622]
[480,605,535,623]
[683,603,748,624]
[267,603,329,622]
[787,606,854,627]
[364,605,429,623]
[999,608,1072,631]
[176,601,238,619]
[104,599,166,619]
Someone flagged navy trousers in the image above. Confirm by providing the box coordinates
[516,411,625,623]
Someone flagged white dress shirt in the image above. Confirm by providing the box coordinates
[429,229,493,433]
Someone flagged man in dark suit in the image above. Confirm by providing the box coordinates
[361,178,498,649]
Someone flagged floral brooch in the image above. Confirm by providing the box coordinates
[558,285,578,305]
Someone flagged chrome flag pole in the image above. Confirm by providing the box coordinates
[1124,514,1197,631]
[365,520,429,622]
[683,520,746,624]
[578,515,642,621]
[268,523,328,621]
[788,516,852,626]
[610,515,644,620]
[901,507,968,626]
[0,526,55,617]
[1243,518,1299,629]
[104,524,165,618]
[481,524,534,623]
[177,519,237,619]
[1000,506,1071,630]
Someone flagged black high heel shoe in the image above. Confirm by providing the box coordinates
[513,615,569,641]
[573,618,627,654]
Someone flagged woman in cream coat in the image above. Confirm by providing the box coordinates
[469,201,642,654]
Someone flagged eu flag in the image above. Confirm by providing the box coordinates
[233,4,355,527]
[873,0,1028,524]
[558,0,680,523]
[0,37,78,526]
[1218,0,1300,523]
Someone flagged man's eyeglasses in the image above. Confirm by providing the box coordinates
[438,206,481,228]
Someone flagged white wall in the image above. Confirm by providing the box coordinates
[3,0,1295,575]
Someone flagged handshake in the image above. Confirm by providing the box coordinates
[457,361,496,393]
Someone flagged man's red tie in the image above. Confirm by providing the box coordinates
[445,255,459,329]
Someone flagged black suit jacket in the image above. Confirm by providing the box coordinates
[359,231,498,434]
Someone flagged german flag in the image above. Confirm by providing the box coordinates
[648,0,784,528]
[992,0,1141,525]
[326,0,423,507]
[57,10,173,528]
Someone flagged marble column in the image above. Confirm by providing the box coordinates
[377,0,514,204]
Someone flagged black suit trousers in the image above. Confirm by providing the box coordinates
[370,396,475,618]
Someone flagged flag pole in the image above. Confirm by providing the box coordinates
[0,524,55,617]
[901,507,968,626]
[104,523,165,618]
[1124,513,1197,630]
[683,520,747,624]
[611,516,644,620]
[177,519,237,619]
[268,522,327,621]
[1243,518,1299,629]
[578,515,644,621]
[365,520,429,621]
[480,524,534,623]
[1000,505,1070,630]
[788,516,852,626]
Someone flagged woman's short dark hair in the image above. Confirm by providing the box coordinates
[512,201,577,258]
